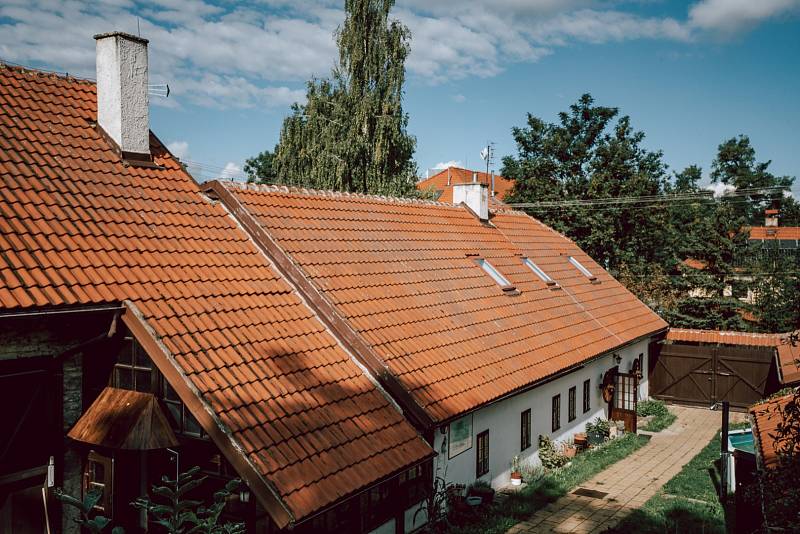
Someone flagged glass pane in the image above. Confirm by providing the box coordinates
[184,408,202,435]
[115,367,132,390]
[162,380,180,401]
[134,343,151,368]
[165,401,182,429]
[135,369,151,392]
[118,342,133,366]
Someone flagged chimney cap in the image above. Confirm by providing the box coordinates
[94,31,149,45]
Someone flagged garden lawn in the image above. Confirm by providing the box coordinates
[604,430,729,534]
[446,433,650,534]
[641,411,677,432]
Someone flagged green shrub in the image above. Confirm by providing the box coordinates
[538,435,569,469]
[637,399,669,417]
[586,417,611,436]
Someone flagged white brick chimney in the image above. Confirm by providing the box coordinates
[94,32,150,157]
[453,182,489,221]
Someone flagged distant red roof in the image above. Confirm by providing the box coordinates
[417,167,515,203]
[667,329,800,384]
[749,226,800,240]
[750,392,798,470]
[681,258,708,270]
[214,182,668,423]
[0,63,432,526]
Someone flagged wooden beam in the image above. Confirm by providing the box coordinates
[120,302,294,529]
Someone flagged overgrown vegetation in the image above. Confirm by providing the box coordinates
[439,433,649,534]
[636,399,677,432]
[56,466,244,534]
[605,431,728,534]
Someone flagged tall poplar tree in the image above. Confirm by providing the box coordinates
[268,0,417,195]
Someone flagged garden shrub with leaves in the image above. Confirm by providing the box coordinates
[538,435,569,469]
[636,399,669,417]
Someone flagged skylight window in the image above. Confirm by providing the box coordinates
[522,258,554,284]
[568,256,598,281]
[476,259,511,287]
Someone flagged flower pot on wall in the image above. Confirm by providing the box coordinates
[510,471,522,486]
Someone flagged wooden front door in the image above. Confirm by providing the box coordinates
[610,372,638,433]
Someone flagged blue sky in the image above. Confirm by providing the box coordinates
[1,0,798,194]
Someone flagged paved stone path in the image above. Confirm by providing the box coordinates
[506,406,743,534]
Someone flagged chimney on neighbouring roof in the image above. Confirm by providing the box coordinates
[765,209,779,227]
[94,32,150,158]
[491,171,495,197]
[453,182,489,221]
[472,171,478,183]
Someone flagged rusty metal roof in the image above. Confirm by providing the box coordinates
[216,181,668,424]
[0,63,432,526]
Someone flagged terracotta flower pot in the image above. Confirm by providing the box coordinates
[510,471,522,486]
[563,445,577,458]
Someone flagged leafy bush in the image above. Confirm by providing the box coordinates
[538,435,569,469]
[637,399,669,418]
[585,417,611,436]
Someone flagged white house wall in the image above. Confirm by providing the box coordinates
[432,338,652,491]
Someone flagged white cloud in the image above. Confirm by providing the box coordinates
[452,94,466,103]
[688,0,800,35]
[220,162,244,181]
[706,182,737,198]
[433,160,462,170]
[167,140,190,160]
[0,0,794,107]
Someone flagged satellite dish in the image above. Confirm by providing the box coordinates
[480,147,489,161]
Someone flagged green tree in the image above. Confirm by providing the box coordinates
[711,135,794,224]
[244,148,277,184]
[750,252,800,332]
[503,94,673,280]
[271,0,417,195]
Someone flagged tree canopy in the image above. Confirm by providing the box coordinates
[503,94,798,332]
[259,0,417,195]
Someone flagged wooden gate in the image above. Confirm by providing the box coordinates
[650,343,776,409]
[610,372,638,433]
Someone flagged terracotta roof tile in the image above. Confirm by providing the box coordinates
[220,182,667,423]
[749,226,800,240]
[750,392,799,469]
[417,167,515,203]
[0,63,432,525]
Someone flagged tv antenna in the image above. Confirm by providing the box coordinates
[480,142,495,176]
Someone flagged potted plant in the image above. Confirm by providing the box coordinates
[586,417,610,445]
[562,440,577,458]
[510,456,522,486]
[467,480,495,505]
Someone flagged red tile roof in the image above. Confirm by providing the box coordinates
[0,63,432,526]
[750,392,798,469]
[214,182,668,423]
[749,226,800,240]
[417,167,515,203]
[667,329,800,384]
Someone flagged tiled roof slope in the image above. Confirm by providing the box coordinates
[750,392,798,469]
[0,64,432,525]
[749,226,800,240]
[417,167,515,203]
[667,328,785,347]
[219,183,668,423]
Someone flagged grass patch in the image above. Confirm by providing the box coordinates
[604,430,727,534]
[444,433,650,534]
[641,411,677,432]
[637,400,677,433]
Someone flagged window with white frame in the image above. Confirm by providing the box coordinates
[476,258,511,286]
[568,256,597,280]
[522,258,556,285]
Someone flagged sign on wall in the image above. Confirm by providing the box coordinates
[448,414,473,459]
